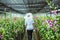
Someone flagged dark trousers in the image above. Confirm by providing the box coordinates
[27,30,33,40]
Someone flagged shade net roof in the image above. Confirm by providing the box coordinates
[0,0,60,13]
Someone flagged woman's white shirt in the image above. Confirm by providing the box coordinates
[25,18,34,30]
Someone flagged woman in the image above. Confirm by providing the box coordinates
[24,12,34,40]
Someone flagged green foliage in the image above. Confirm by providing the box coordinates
[34,16,60,40]
[0,15,60,40]
[0,18,24,40]
[46,0,57,10]
[56,16,60,26]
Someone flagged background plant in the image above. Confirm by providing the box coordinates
[0,15,60,40]
[0,17,25,40]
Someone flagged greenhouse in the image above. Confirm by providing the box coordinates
[0,0,60,40]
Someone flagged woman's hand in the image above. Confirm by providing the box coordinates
[34,27,38,31]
